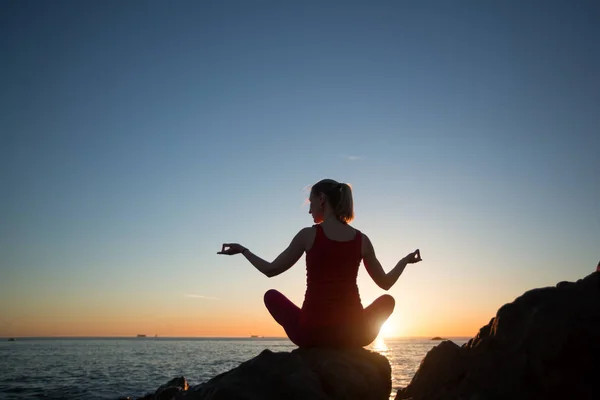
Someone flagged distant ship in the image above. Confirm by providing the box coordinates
[8,338,16,341]
[250,335,259,338]
[136,334,147,338]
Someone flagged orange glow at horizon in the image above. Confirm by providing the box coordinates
[2,280,497,339]
[2,310,490,338]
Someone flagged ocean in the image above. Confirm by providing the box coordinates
[0,337,469,399]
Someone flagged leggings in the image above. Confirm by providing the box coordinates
[264,289,395,348]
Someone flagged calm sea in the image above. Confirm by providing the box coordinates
[0,337,469,400]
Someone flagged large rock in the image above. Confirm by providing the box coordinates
[124,347,391,400]
[120,377,190,400]
[396,271,600,400]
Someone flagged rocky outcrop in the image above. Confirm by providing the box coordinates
[396,271,600,400]
[122,347,391,400]
[119,377,190,400]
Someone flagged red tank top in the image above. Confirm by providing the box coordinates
[300,224,364,327]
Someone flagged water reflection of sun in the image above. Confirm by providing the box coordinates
[370,320,394,356]
[371,336,389,354]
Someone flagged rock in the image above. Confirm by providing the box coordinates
[430,337,447,340]
[155,377,189,400]
[397,340,468,400]
[185,347,391,400]
[127,376,190,400]
[396,271,600,400]
[122,348,391,400]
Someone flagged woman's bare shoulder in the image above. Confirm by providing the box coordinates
[354,226,368,240]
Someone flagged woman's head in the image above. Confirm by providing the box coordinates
[308,179,354,224]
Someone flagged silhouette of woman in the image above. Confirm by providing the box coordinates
[218,179,422,348]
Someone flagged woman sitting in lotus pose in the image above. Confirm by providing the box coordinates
[218,179,422,347]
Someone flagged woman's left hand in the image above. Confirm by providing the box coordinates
[404,249,422,264]
[218,243,247,255]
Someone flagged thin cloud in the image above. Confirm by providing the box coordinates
[342,154,364,161]
[184,294,220,300]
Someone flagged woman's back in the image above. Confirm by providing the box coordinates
[300,223,363,327]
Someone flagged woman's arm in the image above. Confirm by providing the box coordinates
[362,234,421,290]
[244,228,308,277]
[219,228,309,278]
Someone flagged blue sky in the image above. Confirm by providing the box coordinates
[1,0,598,337]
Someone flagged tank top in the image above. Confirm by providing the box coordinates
[300,224,364,327]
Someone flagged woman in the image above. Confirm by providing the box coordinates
[218,179,422,348]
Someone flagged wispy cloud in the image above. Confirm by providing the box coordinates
[184,294,220,300]
[342,154,364,161]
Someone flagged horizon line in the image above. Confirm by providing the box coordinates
[1,335,473,340]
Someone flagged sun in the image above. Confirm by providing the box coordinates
[379,319,396,338]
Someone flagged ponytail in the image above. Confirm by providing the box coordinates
[335,183,354,223]
[310,179,355,223]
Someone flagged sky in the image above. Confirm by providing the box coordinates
[1,0,599,339]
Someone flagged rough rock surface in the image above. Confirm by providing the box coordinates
[395,271,600,400]
[121,347,391,400]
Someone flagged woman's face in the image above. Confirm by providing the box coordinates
[308,191,324,223]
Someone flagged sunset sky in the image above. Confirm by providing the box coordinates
[2,1,598,339]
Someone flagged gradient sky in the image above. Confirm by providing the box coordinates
[1,0,599,338]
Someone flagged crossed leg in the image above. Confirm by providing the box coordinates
[358,294,395,345]
[263,289,304,345]
[264,289,395,348]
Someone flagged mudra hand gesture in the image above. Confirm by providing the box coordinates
[217,243,247,255]
[404,249,422,264]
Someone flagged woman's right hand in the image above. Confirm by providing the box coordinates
[217,243,247,255]
[404,249,422,264]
